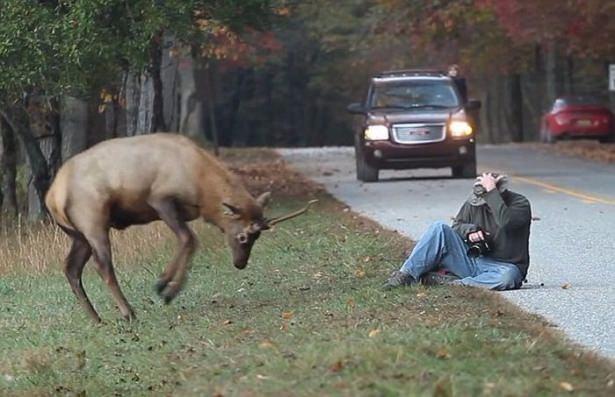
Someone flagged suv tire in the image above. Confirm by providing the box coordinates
[355,139,379,182]
[452,161,476,178]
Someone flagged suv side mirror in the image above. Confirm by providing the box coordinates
[347,102,366,114]
[465,99,482,110]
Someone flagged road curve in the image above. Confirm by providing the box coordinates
[279,145,615,359]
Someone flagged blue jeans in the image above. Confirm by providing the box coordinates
[400,221,522,291]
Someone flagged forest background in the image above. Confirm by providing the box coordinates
[1,0,614,219]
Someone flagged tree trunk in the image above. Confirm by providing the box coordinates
[161,33,180,132]
[508,73,524,142]
[125,72,141,136]
[178,48,206,141]
[150,31,167,132]
[25,98,61,220]
[60,96,88,161]
[0,106,52,220]
[205,62,219,156]
[224,70,247,146]
[0,117,18,216]
[545,44,560,107]
[137,74,155,134]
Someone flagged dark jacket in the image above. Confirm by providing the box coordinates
[452,189,532,278]
[451,77,468,103]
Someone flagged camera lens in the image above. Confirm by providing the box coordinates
[467,245,481,258]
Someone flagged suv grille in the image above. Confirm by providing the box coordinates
[392,123,446,144]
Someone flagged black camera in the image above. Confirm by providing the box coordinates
[465,232,492,258]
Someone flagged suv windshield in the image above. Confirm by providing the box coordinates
[369,80,460,109]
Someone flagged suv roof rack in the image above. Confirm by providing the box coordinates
[374,69,447,78]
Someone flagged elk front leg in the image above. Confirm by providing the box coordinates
[64,235,100,323]
[149,198,198,304]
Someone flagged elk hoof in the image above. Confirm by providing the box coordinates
[160,281,181,304]
[154,279,169,295]
[123,310,137,322]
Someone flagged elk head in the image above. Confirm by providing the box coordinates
[222,192,318,269]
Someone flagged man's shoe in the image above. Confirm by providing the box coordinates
[383,270,417,289]
[420,271,460,286]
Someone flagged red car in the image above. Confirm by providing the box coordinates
[540,96,614,143]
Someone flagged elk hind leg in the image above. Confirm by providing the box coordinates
[64,235,100,323]
[149,198,198,304]
[86,231,136,321]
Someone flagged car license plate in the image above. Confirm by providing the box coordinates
[577,119,592,127]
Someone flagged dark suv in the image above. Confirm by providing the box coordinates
[347,70,481,182]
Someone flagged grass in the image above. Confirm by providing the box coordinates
[0,150,613,396]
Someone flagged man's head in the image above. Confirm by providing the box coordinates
[468,172,509,206]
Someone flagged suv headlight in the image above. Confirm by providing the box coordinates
[449,120,473,137]
[364,125,389,140]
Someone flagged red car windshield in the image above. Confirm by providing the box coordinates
[554,96,603,110]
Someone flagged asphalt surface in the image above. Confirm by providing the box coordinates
[279,145,615,359]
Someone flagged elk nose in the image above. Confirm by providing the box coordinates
[234,258,248,269]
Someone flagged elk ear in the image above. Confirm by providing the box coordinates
[256,191,271,208]
[222,202,242,218]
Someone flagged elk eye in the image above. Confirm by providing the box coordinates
[237,232,248,244]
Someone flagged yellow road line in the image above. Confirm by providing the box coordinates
[512,175,615,206]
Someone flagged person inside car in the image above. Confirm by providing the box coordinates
[383,173,531,291]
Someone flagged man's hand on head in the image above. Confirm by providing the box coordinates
[467,230,486,242]
[476,173,503,192]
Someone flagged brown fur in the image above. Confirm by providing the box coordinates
[46,133,271,322]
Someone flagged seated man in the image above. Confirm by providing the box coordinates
[384,173,531,291]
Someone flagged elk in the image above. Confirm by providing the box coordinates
[45,133,316,323]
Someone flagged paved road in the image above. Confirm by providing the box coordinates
[279,145,615,359]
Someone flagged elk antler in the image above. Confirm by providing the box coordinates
[267,199,318,227]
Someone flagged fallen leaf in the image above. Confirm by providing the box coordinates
[76,350,86,370]
[435,348,450,359]
[368,329,381,338]
[607,379,614,387]
[433,376,453,397]
[559,381,574,392]
[256,374,270,380]
[346,298,355,309]
[363,256,371,262]
[416,292,427,298]
[282,311,294,320]
[259,340,275,349]
[329,360,344,373]
[354,269,366,278]
[223,319,233,325]
[561,283,572,289]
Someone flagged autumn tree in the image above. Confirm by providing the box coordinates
[0,0,273,219]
